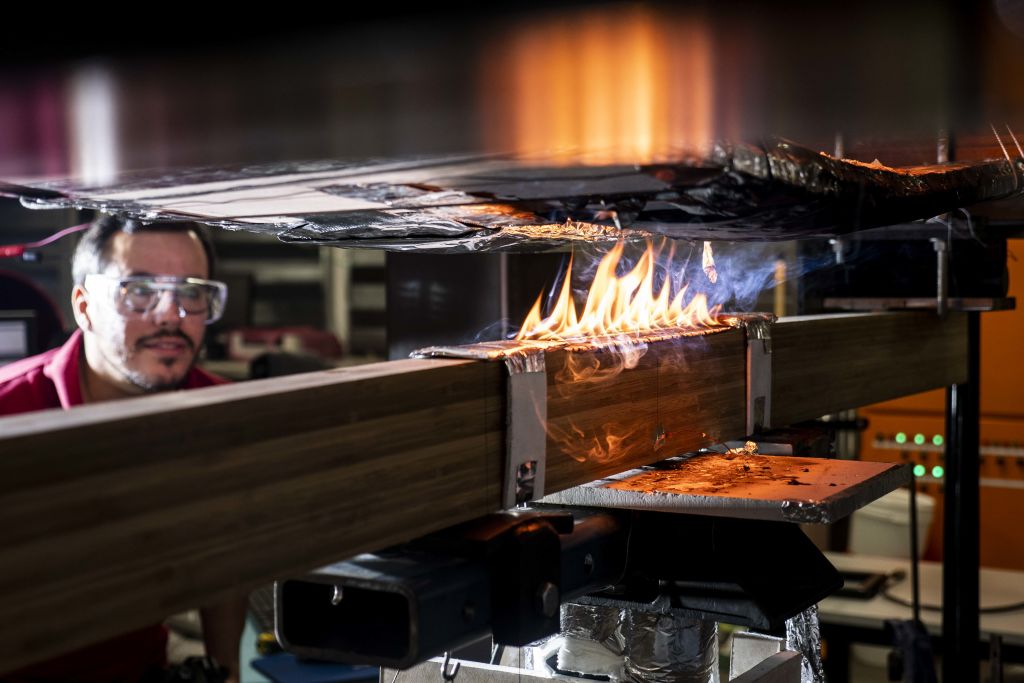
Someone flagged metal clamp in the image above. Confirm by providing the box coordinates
[745,318,773,435]
[410,344,548,510]
[504,351,548,508]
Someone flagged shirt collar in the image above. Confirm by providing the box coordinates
[42,329,85,409]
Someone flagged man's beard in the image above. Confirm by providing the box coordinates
[125,330,199,392]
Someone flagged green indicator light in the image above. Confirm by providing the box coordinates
[932,435,944,447]
[914,433,926,446]
[895,432,907,444]
[914,464,926,477]
[932,465,945,479]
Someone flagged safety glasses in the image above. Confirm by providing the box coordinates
[84,274,228,325]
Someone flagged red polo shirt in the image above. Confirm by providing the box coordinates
[0,329,228,682]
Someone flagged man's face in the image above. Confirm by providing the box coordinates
[78,230,210,393]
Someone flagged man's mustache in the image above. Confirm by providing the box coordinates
[135,331,196,352]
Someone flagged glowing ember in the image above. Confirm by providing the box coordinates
[517,240,722,341]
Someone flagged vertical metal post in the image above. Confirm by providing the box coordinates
[943,311,981,682]
[909,481,921,625]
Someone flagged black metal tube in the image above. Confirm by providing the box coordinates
[909,480,921,625]
[943,311,981,683]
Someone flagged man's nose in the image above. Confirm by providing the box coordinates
[150,290,185,324]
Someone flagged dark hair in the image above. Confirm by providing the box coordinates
[71,215,217,286]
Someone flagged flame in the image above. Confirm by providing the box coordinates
[517,240,722,342]
[479,6,715,164]
[547,420,639,464]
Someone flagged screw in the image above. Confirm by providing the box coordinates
[331,585,344,605]
[583,553,595,576]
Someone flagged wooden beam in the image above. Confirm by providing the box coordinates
[544,327,746,490]
[0,358,507,673]
[771,312,967,426]
[0,312,966,672]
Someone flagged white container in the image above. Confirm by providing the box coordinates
[848,487,935,559]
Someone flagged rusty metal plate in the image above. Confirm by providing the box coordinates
[543,452,911,524]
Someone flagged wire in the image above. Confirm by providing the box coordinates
[0,222,89,258]
[880,581,1024,614]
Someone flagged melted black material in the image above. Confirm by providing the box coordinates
[5,139,1020,251]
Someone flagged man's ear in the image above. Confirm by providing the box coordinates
[71,284,94,332]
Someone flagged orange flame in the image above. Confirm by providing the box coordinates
[548,421,640,464]
[517,241,722,342]
[480,6,715,164]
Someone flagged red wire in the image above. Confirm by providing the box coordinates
[0,222,90,258]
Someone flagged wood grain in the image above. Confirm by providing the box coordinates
[0,312,969,672]
[544,327,747,490]
[772,312,968,426]
[0,358,506,673]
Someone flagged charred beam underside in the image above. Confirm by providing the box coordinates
[0,312,966,673]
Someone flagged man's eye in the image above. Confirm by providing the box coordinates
[126,283,156,298]
[179,284,203,301]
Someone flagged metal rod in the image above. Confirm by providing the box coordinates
[909,480,921,625]
[990,634,1003,683]
[943,311,981,683]
[932,238,949,317]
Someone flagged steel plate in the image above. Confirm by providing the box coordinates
[543,452,912,524]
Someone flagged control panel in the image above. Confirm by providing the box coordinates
[862,412,1024,570]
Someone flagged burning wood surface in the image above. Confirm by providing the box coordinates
[414,238,755,473]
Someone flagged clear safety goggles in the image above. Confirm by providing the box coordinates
[84,274,228,325]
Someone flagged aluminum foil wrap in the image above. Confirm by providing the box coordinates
[557,602,627,680]
[6,138,1021,251]
[504,348,546,375]
[785,605,824,683]
[560,602,628,656]
[624,610,718,683]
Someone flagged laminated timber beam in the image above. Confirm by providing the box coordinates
[0,311,965,673]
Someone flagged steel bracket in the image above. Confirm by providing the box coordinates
[503,352,548,508]
[744,316,773,435]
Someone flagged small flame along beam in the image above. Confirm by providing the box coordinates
[415,312,771,509]
[416,238,760,508]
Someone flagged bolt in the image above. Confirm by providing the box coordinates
[331,585,344,605]
[583,553,595,576]
[537,582,560,618]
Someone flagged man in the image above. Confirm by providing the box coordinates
[0,215,246,682]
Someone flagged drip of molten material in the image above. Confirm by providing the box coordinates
[517,241,722,341]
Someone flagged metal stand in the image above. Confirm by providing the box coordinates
[943,311,981,683]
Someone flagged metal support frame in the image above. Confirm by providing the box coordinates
[943,311,981,683]
[277,508,842,667]
[504,353,548,507]
[745,317,773,435]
